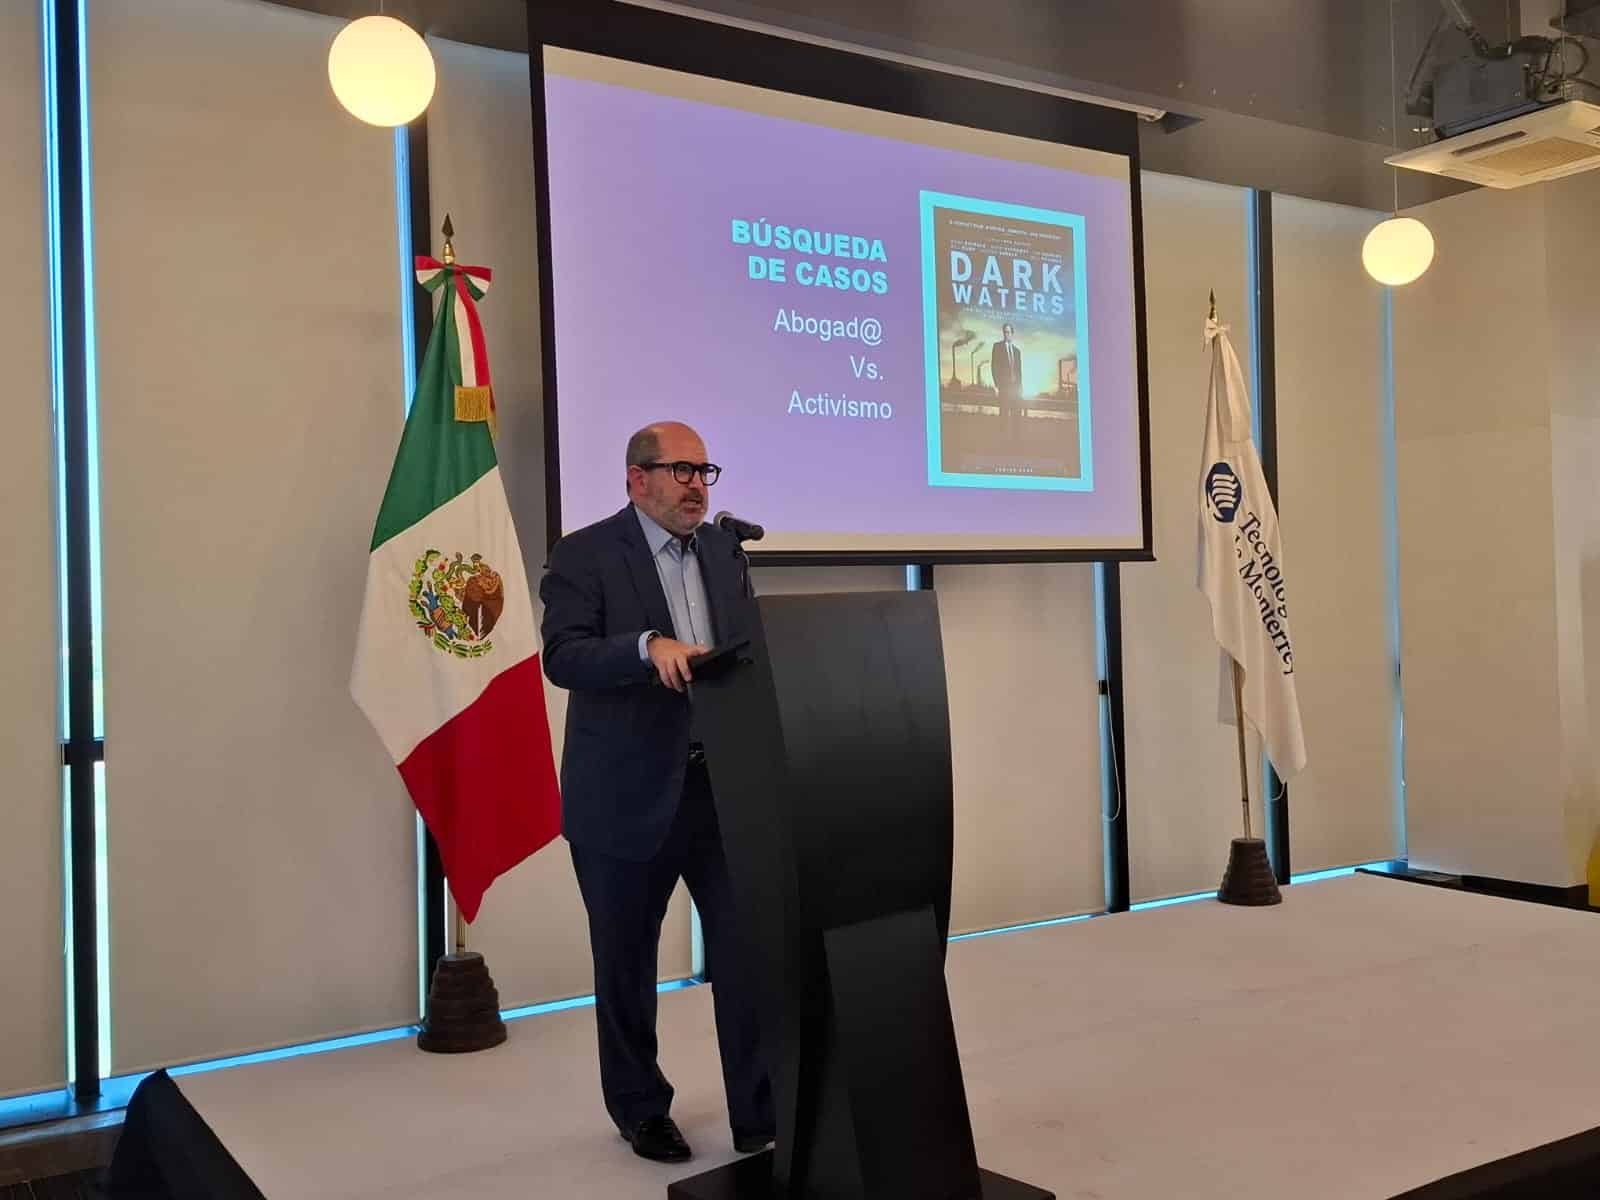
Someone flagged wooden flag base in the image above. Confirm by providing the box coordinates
[417,952,507,1053]
[1217,838,1282,906]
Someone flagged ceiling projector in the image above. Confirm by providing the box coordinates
[1389,0,1600,188]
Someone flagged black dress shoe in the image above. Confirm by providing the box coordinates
[623,1115,692,1163]
[733,1128,775,1154]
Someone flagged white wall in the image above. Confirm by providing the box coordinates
[1394,183,1571,884]
[936,565,1104,930]
[1122,173,1260,900]
[1546,172,1600,885]
[1272,195,1402,871]
[0,0,65,1099]
[92,0,418,1072]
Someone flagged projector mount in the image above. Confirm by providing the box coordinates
[1404,0,1599,139]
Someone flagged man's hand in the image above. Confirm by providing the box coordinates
[647,636,710,693]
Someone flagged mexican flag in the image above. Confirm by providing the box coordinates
[351,255,560,922]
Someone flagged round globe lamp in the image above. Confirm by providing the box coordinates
[328,16,435,127]
[1362,216,1435,287]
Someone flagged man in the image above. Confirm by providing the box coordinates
[540,421,773,1165]
[991,323,1024,435]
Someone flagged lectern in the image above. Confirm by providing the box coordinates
[669,591,1051,1200]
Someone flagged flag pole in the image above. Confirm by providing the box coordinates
[443,211,465,962]
[1211,288,1252,839]
[1231,658,1252,841]
[411,214,517,1048]
[1208,290,1280,906]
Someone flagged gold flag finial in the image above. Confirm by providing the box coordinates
[441,213,456,265]
[1209,289,1217,321]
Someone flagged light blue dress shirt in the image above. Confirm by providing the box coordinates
[634,506,715,660]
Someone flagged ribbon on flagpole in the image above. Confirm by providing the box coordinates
[416,256,497,434]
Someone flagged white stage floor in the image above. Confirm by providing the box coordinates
[172,874,1600,1198]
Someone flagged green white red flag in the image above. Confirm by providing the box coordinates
[351,255,559,922]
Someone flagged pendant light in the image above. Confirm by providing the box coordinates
[328,12,435,128]
[1364,1,1435,286]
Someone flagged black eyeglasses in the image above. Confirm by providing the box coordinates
[639,461,721,486]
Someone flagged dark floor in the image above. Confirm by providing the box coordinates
[0,1114,119,1199]
[1360,863,1600,913]
[0,1170,104,1199]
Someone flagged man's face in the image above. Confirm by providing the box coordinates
[630,426,710,538]
[1003,326,1014,344]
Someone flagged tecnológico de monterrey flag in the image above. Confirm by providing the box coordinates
[351,256,559,922]
[1197,316,1307,780]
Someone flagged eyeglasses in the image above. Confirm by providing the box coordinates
[639,461,722,486]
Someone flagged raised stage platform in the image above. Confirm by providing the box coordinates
[109,874,1600,1198]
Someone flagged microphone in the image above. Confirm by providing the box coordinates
[714,511,765,543]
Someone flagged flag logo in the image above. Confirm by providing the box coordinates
[408,549,504,659]
[1205,462,1242,523]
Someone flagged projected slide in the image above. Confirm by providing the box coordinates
[542,47,1144,556]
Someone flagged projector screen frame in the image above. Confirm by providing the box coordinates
[527,0,1154,566]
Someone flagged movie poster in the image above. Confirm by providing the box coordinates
[920,192,1093,491]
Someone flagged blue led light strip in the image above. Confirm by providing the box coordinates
[40,0,111,1090]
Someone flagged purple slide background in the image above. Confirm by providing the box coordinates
[544,71,1141,542]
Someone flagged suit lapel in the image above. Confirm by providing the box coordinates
[615,507,676,638]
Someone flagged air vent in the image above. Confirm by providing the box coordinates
[1387,101,1600,188]
[1470,136,1600,176]
[1452,129,1527,156]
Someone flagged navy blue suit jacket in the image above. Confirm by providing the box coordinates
[539,506,751,862]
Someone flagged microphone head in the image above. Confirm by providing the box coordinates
[714,511,765,542]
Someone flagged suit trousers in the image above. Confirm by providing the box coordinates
[569,759,773,1136]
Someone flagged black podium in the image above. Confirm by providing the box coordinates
[670,591,1051,1200]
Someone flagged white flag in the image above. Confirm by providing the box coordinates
[1197,318,1307,779]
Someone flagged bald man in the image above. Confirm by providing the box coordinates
[539,422,773,1165]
